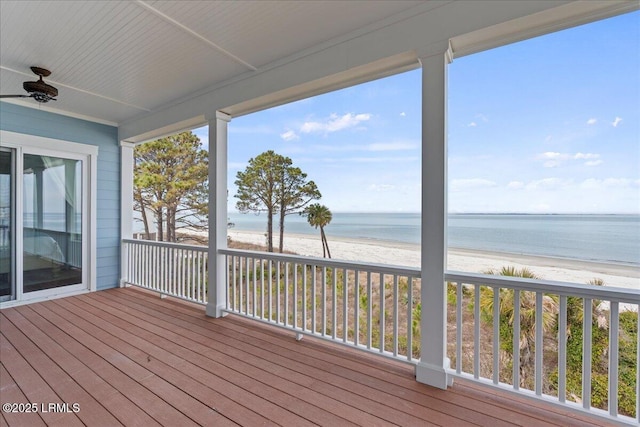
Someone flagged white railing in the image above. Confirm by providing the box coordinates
[220,248,421,364]
[445,271,640,423]
[122,239,208,305]
[120,239,639,422]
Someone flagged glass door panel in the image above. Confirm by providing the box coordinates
[0,149,14,301]
[23,154,82,293]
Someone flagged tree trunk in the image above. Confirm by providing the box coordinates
[136,191,151,240]
[278,209,285,253]
[267,208,274,252]
[321,227,331,258]
[157,209,164,242]
[167,208,175,242]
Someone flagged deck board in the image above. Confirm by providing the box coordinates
[0,287,621,427]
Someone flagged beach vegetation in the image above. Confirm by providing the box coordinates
[302,203,333,258]
[133,131,208,242]
[235,150,320,252]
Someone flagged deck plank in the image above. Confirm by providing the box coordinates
[88,291,443,426]
[0,364,46,427]
[5,306,162,427]
[72,293,360,427]
[22,302,205,426]
[0,287,622,427]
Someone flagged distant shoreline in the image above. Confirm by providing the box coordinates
[228,229,640,290]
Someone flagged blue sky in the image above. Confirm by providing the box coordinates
[193,11,639,214]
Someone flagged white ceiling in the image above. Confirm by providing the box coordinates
[0,0,426,125]
[1,1,635,133]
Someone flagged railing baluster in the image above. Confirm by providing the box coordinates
[245,256,250,315]
[407,277,413,361]
[456,282,462,374]
[513,289,520,390]
[535,292,543,395]
[238,256,242,312]
[583,298,593,410]
[253,257,258,317]
[343,269,348,343]
[393,275,399,357]
[232,255,237,311]
[332,268,337,340]
[277,261,281,324]
[312,265,317,333]
[302,264,308,331]
[379,273,385,353]
[268,260,273,322]
[261,260,265,319]
[294,263,298,329]
[558,295,567,403]
[285,262,289,326]
[225,254,230,310]
[367,271,372,350]
[322,266,327,336]
[355,271,360,347]
[200,250,204,301]
[609,301,619,417]
[474,284,480,379]
[493,286,500,385]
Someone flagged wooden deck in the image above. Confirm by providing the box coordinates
[0,287,618,427]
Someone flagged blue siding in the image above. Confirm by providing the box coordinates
[0,103,120,290]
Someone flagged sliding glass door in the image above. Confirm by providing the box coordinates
[22,154,83,293]
[0,148,14,302]
[0,130,95,304]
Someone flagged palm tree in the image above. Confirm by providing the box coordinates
[302,204,332,258]
[480,266,558,389]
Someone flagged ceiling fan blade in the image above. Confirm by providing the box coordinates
[0,94,30,98]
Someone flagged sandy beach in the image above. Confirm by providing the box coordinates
[228,230,639,290]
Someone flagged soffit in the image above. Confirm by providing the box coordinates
[0,0,424,125]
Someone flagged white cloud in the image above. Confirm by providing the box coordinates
[468,122,477,127]
[280,130,299,141]
[507,181,525,190]
[525,178,571,190]
[612,117,623,127]
[580,178,635,190]
[538,152,602,167]
[400,112,406,117]
[574,153,600,160]
[300,112,371,134]
[587,118,597,125]
[476,113,489,122]
[540,152,568,160]
[450,178,497,192]
[368,184,396,192]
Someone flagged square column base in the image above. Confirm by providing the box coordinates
[415,359,453,389]
[206,303,227,318]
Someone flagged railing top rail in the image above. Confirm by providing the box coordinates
[220,248,421,277]
[445,271,640,304]
[122,238,208,252]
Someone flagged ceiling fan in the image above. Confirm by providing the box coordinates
[0,67,58,103]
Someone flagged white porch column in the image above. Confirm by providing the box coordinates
[206,111,231,318]
[415,47,453,389]
[119,141,135,287]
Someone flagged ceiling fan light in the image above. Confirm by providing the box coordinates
[23,79,58,98]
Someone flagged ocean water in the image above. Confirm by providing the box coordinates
[228,212,640,266]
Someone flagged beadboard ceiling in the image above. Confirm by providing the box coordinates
[0,0,426,125]
[1,1,634,130]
